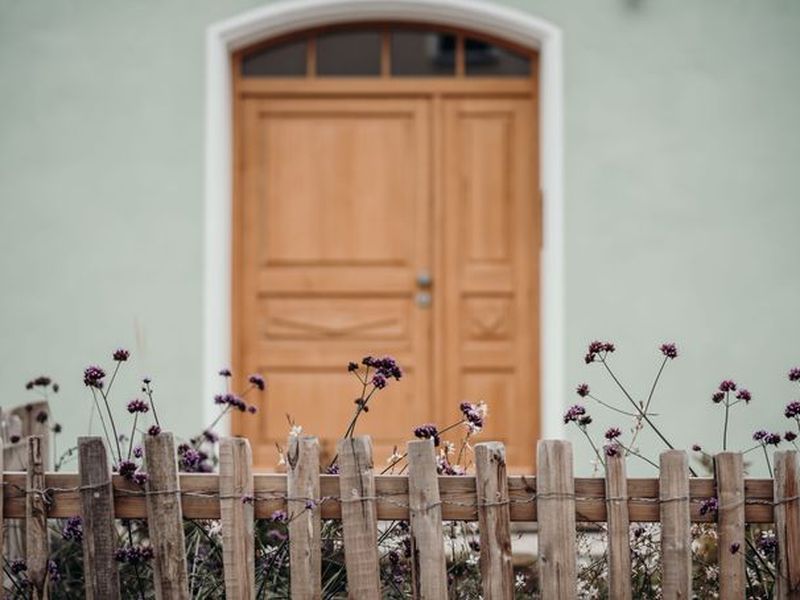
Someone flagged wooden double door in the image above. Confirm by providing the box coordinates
[234,80,540,471]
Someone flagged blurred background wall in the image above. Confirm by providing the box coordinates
[1,0,799,474]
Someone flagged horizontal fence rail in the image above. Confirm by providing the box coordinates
[0,471,778,522]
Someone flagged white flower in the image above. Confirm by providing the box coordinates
[387,449,403,464]
[289,425,303,438]
[515,573,526,590]
[277,453,286,465]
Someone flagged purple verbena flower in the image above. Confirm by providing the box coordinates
[248,374,266,391]
[147,425,161,436]
[699,497,719,516]
[112,348,130,362]
[585,340,615,364]
[692,444,702,452]
[660,343,678,359]
[785,431,797,442]
[736,389,752,403]
[413,424,440,446]
[604,427,622,440]
[753,429,768,442]
[247,405,257,414]
[126,399,149,414]
[576,383,590,397]
[116,460,137,481]
[61,516,83,542]
[730,542,741,554]
[757,531,777,554]
[785,401,800,419]
[35,411,48,424]
[218,368,232,378]
[712,391,725,404]
[203,429,219,443]
[764,432,782,446]
[789,367,800,382]
[83,365,106,389]
[132,472,149,486]
[372,374,387,389]
[132,445,143,459]
[604,443,620,457]
[563,404,587,424]
[347,361,359,372]
[270,510,288,523]
[719,380,737,392]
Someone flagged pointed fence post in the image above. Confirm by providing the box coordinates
[220,437,255,599]
[537,440,577,600]
[26,435,49,599]
[287,435,322,600]
[78,437,121,600]
[715,452,745,599]
[660,450,691,600]
[604,452,631,600]
[4,436,27,562]
[144,431,190,600]
[774,450,800,599]
[337,436,381,600]
[407,439,447,600]
[475,441,513,600]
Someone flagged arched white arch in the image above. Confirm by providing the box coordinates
[204,0,565,439]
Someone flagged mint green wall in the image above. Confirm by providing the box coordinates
[1,0,798,474]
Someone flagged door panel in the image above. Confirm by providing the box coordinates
[440,98,539,469]
[238,97,432,466]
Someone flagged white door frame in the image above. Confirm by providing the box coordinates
[204,0,565,439]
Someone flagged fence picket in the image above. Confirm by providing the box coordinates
[78,437,120,600]
[604,452,631,600]
[287,435,322,600]
[0,437,4,593]
[26,435,49,599]
[220,437,255,599]
[407,439,448,600]
[774,450,800,599]
[4,437,27,562]
[144,431,190,600]
[337,436,381,600]
[537,440,577,600]
[660,450,691,600]
[715,452,745,599]
[475,441,513,599]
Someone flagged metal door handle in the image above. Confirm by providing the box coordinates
[416,270,433,288]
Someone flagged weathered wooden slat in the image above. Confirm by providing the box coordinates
[715,452,745,599]
[78,437,120,600]
[11,401,51,469]
[407,439,447,600]
[4,440,28,561]
[774,451,800,599]
[0,473,780,522]
[537,440,576,600]
[220,437,255,600]
[337,436,381,600]
[26,436,49,599]
[0,437,4,592]
[287,435,322,600]
[144,432,190,600]
[660,450,691,600]
[605,452,631,600]
[475,442,514,599]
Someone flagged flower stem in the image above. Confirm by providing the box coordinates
[722,393,731,452]
[761,445,773,478]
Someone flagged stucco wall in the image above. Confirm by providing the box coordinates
[1,0,798,474]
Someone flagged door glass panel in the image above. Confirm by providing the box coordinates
[317,30,381,76]
[241,39,307,77]
[390,29,456,76]
[464,38,530,76]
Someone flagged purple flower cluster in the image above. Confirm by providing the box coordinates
[413,424,441,446]
[270,510,288,523]
[576,383,590,397]
[785,401,800,419]
[83,365,106,389]
[362,355,403,387]
[699,497,719,516]
[126,398,149,414]
[459,402,486,431]
[736,389,752,403]
[112,348,130,362]
[436,454,465,476]
[753,430,781,446]
[786,431,797,442]
[584,340,615,364]
[114,545,154,565]
[719,380,737,392]
[61,516,83,542]
[248,373,266,391]
[25,375,57,391]
[218,368,232,377]
[214,393,255,413]
[757,531,777,555]
[178,443,212,473]
[604,443,620,457]
[563,404,591,426]
[660,342,678,359]
[148,425,161,436]
[789,367,800,382]
[10,558,27,575]
[604,427,622,440]
[115,460,148,485]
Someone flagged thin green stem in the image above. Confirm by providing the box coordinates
[761,444,773,479]
[642,356,668,416]
[723,393,731,452]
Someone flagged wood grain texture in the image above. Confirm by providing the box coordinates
[0,473,780,522]
[78,437,120,600]
[604,452,631,600]
[660,450,691,600]
[774,451,800,599]
[11,401,51,470]
[536,440,577,600]
[26,436,49,599]
[0,437,4,592]
[715,452,745,599]
[337,436,381,600]
[474,442,513,599]
[219,437,255,600]
[287,435,322,600]
[4,439,27,562]
[143,432,190,600]
[407,439,447,600]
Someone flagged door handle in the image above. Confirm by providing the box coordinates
[416,270,433,288]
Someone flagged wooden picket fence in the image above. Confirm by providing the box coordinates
[2,432,800,599]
